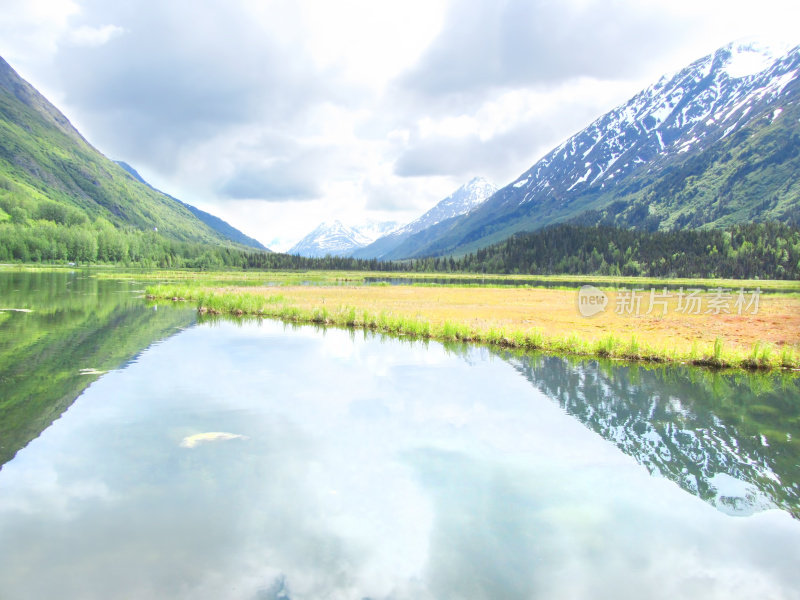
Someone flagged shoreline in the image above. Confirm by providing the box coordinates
[4,264,800,292]
[147,283,800,373]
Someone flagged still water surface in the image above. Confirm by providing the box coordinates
[0,272,799,599]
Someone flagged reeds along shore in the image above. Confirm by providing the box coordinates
[146,283,800,372]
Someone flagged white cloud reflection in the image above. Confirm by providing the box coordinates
[0,320,799,599]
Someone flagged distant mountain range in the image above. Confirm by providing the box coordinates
[0,55,266,251]
[381,39,800,259]
[288,220,398,257]
[290,177,497,258]
[352,176,497,259]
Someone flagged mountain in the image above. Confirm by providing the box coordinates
[391,39,800,259]
[353,176,497,259]
[0,55,259,249]
[352,219,400,244]
[288,220,398,257]
[115,161,268,250]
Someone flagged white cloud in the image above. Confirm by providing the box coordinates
[1,0,799,249]
[0,0,79,63]
[66,23,123,47]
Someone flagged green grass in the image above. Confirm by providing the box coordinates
[76,266,800,294]
[595,334,621,357]
[146,284,800,373]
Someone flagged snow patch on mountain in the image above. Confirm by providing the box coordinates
[501,37,800,204]
[723,38,792,79]
[394,176,497,237]
[351,177,497,259]
[289,220,398,257]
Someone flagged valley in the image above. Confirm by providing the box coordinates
[2,11,800,595]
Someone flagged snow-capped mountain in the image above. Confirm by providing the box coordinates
[396,176,497,236]
[505,38,797,204]
[394,38,800,258]
[353,176,497,259]
[288,220,398,257]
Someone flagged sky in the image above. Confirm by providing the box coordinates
[1,0,800,250]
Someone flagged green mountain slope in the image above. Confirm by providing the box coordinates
[586,98,800,230]
[116,161,268,250]
[0,56,259,249]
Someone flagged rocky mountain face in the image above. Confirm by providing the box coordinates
[390,39,800,258]
[353,176,497,259]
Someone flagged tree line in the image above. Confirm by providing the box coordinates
[1,217,797,279]
[450,222,800,279]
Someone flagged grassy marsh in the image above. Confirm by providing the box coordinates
[7,264,798,292]
[147,281,800,372]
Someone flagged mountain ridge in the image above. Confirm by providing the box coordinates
[0,55,263,251]
[115,161,268,251]
[353,176,497,259]
[388,40,800,258]
[288,219,398,257]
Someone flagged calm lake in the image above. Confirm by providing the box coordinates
[1,271,799,599]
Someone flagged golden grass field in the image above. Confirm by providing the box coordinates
[6,265,798,369]
[226,284,800,353]
[146,276,800,369]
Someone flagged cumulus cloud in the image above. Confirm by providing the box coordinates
[65,24,123,47]
[218,141,359,202]
[401,0,697,97]
[362,176,448,212]
[0,0,79,64]
[49,0,333,168]
[394,134,516,179]
[392,78,641,179]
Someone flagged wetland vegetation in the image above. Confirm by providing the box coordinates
[143,270,800,372]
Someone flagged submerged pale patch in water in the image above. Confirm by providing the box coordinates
[180,431,249,448]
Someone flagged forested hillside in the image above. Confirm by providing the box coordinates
[0,55,265,262]
[447,222,800,279]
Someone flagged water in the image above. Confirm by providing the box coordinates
[1,272,799,599]
[0,270,196,466]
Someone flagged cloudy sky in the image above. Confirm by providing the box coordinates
[2,0,799,250]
